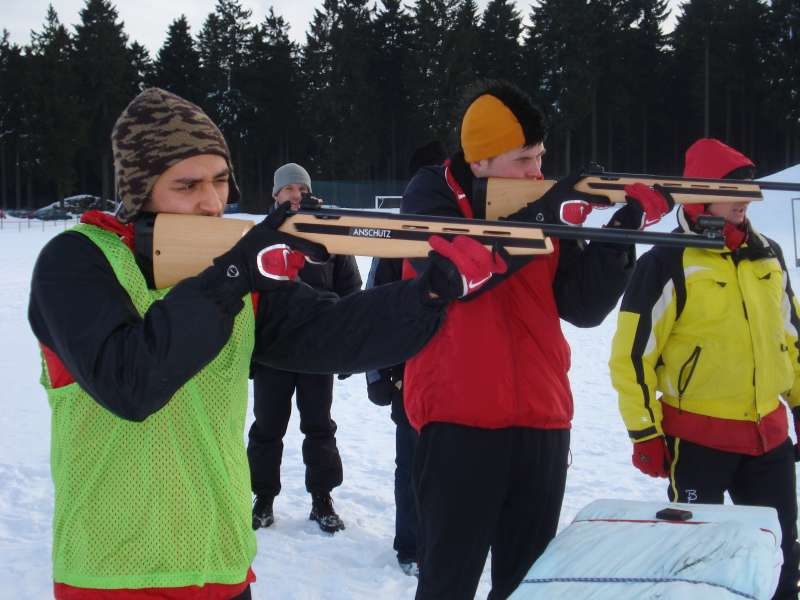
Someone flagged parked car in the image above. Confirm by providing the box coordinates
[59,194,116,215]
[33,206,72,221]
[6,209,36,218]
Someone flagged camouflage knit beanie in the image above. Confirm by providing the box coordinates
[112,87,240,223]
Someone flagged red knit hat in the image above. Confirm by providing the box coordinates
[682,138,755,221]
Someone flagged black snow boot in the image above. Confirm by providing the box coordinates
[252,495,275,530]
[309,492,345,533]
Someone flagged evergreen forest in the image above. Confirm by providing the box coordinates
[1,0,798,211]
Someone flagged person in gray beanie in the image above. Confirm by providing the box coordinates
[27,88,508,598]
[271,162,312,210]
[250,162,362,534]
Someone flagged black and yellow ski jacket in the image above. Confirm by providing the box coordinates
[610,220,800,455]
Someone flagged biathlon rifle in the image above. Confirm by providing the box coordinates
[143,189,728,289]
[477,169,800,219]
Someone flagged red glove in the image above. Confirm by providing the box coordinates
[560,200,594,226]
[425,235,508,300]
[632,437,672,478]
[616,183,675,230]
[256,244,307,280]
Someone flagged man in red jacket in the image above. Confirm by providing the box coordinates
[400,79,672,599]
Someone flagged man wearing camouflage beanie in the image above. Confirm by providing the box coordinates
[112,87,240,223]
[28,87,508,599]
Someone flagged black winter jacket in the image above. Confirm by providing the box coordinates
[298,255,362,297]
[28,223,443,422]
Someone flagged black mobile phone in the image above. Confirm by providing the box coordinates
[655,507,693,521]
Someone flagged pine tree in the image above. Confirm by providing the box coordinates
[301,0,337,177]
[406,0,465,144]
[198,0,253,94]
[669,0,772,163]
[127,41,153,95]
[475,0,523,83]
[618,0,670,172]
[583,0,669,171]
[769,0,800,163]
[438,0,480,141]
[241,8,302,209]
[198,0,255,182]
[71,0,134,200]
[524,0,597,173]
[302,0,377,179]
[28,5,85,204]
[198,13,226,93]
[152,16,202,103]
[370,0,415,178]
[0,31,27,209]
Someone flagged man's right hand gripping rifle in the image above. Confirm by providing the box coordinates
[505,171,674,229]
[214,202,508,301]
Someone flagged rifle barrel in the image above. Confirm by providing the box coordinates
[758,181,800,192]
[595,172,800,192]
[296,208,724,250]
[531,220,723,249]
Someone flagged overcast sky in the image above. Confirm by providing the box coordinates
[4,0,681,53]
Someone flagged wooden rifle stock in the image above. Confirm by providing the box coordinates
[147,207,724,289]
[478,172,798,220]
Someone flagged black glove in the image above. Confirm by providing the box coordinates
[607,183,675,230]
[505,171,610,226]
[300,192,325,209]
[367,378,401,407]
[213,202,330,294]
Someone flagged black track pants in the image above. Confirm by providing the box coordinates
[247,364,342,497]
[413,423,570,600]
[667,436,799,600]
[392,395,419,562]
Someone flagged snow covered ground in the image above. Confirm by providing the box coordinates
[1,167,799,599]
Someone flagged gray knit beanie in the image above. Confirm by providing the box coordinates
[112,87,240,223]
[273,163,312,196]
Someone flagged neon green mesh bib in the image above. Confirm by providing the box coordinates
[41,223,256,589]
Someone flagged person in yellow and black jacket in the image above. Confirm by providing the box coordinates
[609,138,800,600]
